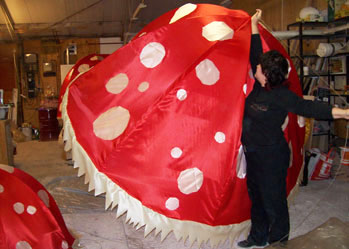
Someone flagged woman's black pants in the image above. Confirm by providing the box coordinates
[244,141,290,244]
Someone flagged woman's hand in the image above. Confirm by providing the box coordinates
[252,9,262,25]
[332,107,349,119]
[251,9,262,34]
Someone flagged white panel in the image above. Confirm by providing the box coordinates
[100,37,123,54]
[60,64,74,85]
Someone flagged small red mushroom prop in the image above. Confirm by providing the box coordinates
[0,164,75,249]
[61,4,304,247]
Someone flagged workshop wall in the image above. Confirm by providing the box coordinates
[20,38,100,128]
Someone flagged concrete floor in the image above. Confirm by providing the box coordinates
[13,140,349,249]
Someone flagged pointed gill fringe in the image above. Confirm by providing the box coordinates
[61,88,251,248]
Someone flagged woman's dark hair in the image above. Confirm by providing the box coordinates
[259,50,289,89]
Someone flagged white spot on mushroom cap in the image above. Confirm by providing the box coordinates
[166,197,179,210]
[243,84,247,95]
[169,3,197,24]
[27,205,37,215]
[0,164,14,173]
[38,190,50,208]
[176,89,187,101]
[286,59,291,79]
[298,116,305,128]
[106,73,129,94]
[140,42,166,68]
[0,184,4,193]
[14,202,25,214]
[16,241,32,249]
[138,81,149,92]
[282,116,289,131]
[171,147,182,158]
[195,59,220,86]
[177,168,203,195]
[215,132,225,143]
[236,145,247,179]
[93,106,130,140]
[78,64,90,73]
[202,21,234,41]
[62,240,69,249]
[90,55,104,61]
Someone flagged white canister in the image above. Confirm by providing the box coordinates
[22,127,32,141]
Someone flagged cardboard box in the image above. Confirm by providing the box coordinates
[0,120,14,165]
[337,0,349,19]
[330,56,346,74]
[328,0,349,21]
[334,119,349,138]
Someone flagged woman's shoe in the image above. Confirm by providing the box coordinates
[237,239,268,248]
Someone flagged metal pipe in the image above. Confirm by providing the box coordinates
[272,30,323,39]
[273,23,349,40]
[66,48,69,65]
[323,23,349,34]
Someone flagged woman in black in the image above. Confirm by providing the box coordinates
[238,9,349,249]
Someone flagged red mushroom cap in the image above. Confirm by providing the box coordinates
[61,4,304,246]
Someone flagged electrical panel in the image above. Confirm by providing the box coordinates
[26,71,35,98]
[23,53,38,98]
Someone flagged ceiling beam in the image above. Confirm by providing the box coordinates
[0,0,19,40]
[35,0,104,35]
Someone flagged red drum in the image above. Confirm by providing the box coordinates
[38,108,60,141]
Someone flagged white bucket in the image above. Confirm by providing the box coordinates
[22,127,32,141]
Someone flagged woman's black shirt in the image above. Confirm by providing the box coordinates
[242,34,333,147]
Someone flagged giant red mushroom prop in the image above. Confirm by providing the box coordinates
[61,4,304,247]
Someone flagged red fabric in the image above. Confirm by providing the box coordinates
[65,4,304,227]
[0,166,75,249]
[57,54,109,118]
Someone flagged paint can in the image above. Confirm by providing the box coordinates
[22,127,32,141]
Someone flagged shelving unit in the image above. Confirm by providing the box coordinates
[287,18,349,150]
[287,21,329,91]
